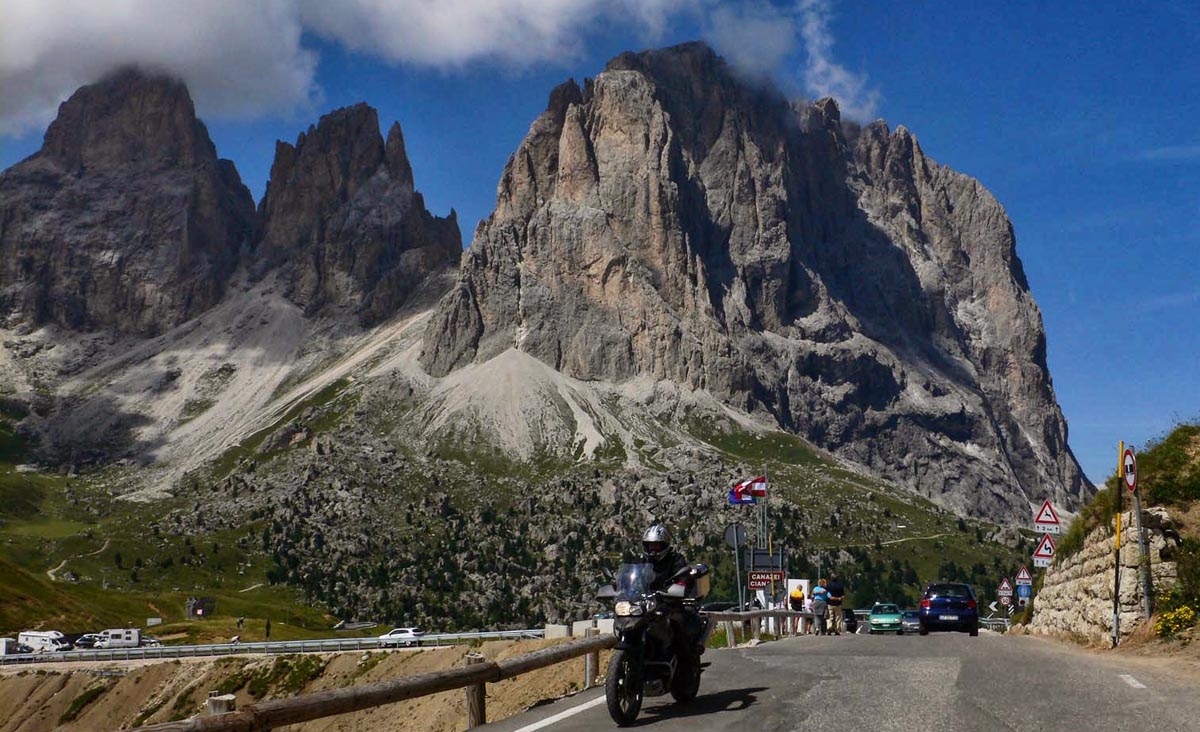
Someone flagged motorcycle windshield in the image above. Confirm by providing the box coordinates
[614,563,657,601]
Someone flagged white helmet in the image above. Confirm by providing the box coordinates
[642,524,672,561]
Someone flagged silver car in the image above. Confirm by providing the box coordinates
[901,610,921,633]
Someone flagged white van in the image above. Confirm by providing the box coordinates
[95,628,140,648]
[18,631,70,653]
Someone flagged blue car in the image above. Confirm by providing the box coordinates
[918,583,978,636]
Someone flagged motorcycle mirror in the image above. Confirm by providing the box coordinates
[596,584,618,600]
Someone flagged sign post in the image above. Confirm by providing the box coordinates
[1112,441,1124,647]
[1124,448,1153,621]
[725,524,747,611]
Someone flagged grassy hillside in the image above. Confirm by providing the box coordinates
[1,390,1036,637]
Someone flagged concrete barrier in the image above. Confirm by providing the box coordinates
[543,624,571,639]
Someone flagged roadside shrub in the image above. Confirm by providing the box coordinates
[1154,606,1196,638]
[60,684,110,724]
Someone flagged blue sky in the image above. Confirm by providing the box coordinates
[1,1,1196,486]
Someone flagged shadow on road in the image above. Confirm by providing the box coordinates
[634,686,768,726]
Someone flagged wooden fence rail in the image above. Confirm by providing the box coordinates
[132,634,617,732]
[132,610,813,732]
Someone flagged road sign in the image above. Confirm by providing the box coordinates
[724,523,747,549]
[1000,595,1012,606]
[997,578,1013,596]
[748,577,770,589]
[1033,533,1056,568]
[1034,499,1062,534]
[1018,596,1028,607]
[1015,566,1033,585]
[1122,448,1137,492]
[1017,584,1032,599]
[988,601,999,613]
[744,566,782,583]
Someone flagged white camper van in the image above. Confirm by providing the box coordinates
[18,631,70,653]
[95,628,140,649]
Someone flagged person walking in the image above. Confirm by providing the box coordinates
[811,579,829,636]
[827,574,845,636]
[789,583,806,635]
[265,618,272,641]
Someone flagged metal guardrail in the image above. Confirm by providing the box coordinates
[133,633,616,731]
[0,629,545,666]
[980,617,1012,632]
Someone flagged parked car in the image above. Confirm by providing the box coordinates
[901,610,921,633]
[73,633,103,649]
[918,582,979,636]
[378,627,425,647]
[867,603,904,634]
[0,638,31,655]
[141,636,162,647]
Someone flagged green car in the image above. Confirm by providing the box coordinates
[868,603,904,634]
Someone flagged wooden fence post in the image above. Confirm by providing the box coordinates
[465,653,486,729]
[584,627,599,689]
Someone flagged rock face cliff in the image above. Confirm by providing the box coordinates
[0,68,255,335]
[256,104,461,324]
[423,42,1088,521]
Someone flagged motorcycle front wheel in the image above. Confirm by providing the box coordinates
[605,649,644,726]
[670,657,701,703]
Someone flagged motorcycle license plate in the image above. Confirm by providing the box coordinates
[940,614,958,621]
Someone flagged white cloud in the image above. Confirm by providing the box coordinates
[703,3,800,81]
[0,0,318,136]
[0,0,882,137]
[296,0,684,68]
[797,0,880,120]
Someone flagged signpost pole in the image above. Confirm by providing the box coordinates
[1112,441,1124,648]
[734,531,745,612]
[1133,490,1152,620]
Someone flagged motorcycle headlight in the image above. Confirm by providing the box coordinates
[615,601,643,617]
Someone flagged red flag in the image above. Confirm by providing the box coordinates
[734,476,768,498]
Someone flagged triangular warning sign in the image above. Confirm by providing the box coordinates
[998,578,1013,593]
[1033,534,1056,559]
[1016,566,1033,583]
[1034,499,1060,525]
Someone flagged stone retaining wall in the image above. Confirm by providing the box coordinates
[1029,507,1179,643]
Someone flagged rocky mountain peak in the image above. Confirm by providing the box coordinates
[0,68,254,335]
[41,67,214,173]
[422,41,1088,522]
[256,103,460,324]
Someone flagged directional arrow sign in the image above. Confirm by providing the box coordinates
[1015,566,1033,585]
[1034,499,1062,534]
[1017,584,1032,598]
[997,577,1014,596]
[1033,533,1056,568]
[989,601,999,613]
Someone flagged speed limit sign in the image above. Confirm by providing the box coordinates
[1122,448,1137,492]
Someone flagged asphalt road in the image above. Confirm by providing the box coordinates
[480,632,1200,732]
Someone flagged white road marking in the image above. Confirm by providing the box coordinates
[509,695,607,732]
[1119,674,1147,689]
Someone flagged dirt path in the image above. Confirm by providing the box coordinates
[833,532,953,550]
[45,538,110,581]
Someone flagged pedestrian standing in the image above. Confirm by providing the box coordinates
[237,616,244,629]
[811,579,829,635]
[827,575,845,636]
[265,618,271,641]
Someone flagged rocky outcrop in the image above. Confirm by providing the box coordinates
[0,68,255,335]
[255,104,461,324]
[422,42,1088,522]
[1030,508,1180,642]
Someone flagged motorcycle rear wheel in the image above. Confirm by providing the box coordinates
[670,658,701,703]
[605,650,643,726]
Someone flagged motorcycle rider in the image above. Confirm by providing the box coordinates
[640,524,705,659]
[642,524,689,587]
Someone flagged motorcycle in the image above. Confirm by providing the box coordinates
[597,562,713,726]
